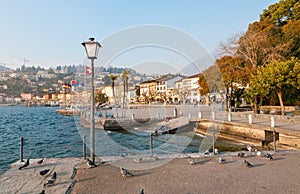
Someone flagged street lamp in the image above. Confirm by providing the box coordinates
[81,37,101,163]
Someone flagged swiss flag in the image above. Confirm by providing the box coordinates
[86,66,92,74]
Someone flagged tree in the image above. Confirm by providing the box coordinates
[109,74,118,104]
[198,73,210,105]
[260,0,300,25]
[95,91,108,110]
[216,56,246,109]
[121,69,130,109]
[250,58,300,115]
[282,20,300,58]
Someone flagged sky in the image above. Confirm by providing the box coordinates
[0,0,279,74]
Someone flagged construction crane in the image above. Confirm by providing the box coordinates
[11,55,30,66]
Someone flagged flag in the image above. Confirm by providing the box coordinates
[62,82,71,90]
[71,80,79,86]
[86,66,92,74]
[78,81,84,87]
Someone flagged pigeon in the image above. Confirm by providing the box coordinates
[87,159,97,168]
[266,153,274,160]
[218,157,226,164]
[134,157,142,163]
[140,188,144,194]
[243,160,253,168]
[19,158,30,170]
[150,155,159,161]
[121,153,127,158]
[38,190,45,194]
[188,156,196,165]
[39,169,50,176]
[44,172,57,186]
[214,148,219,154]
[120,167,134,178]
[247,146,252,152]
[37,158,44,164]
[256,151,262,157]
[204,150,210,155]
[237,152,245,158]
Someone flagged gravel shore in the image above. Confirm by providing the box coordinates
[71,151,300,194]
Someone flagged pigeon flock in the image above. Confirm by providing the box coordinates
[15,145,276,193]
[17,158,58,193]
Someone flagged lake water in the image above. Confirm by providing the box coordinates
[0,106,247,175]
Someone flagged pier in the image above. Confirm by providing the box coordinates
[79,105,300,149]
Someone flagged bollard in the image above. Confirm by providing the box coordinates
[212,132,215,155]
[271,116,275,127]
[179,110,183,116]
[174,108,177,117]
[211,112,215,120]
[248,114,253,124]
[188,113,191,119]
[150,133,153,156]
[20,137,24,162]
[273,130,277,152]
[157,112,160,119]
[131,113,135,121]
[228,112,232,122]
[83,135,86,159]
[103,110,107,119]
[198,112,202,119]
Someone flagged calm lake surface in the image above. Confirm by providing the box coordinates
[0,106,247,175]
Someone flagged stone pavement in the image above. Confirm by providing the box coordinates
[0,158,81,194]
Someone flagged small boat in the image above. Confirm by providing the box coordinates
[56,107,81,116]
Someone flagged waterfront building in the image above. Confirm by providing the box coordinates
[139,79,156,102]
[174,73,201,104]
[156,74,183,103]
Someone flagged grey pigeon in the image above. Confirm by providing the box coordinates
[134,157,142,163]
[266,153,274,160]
[39,169,50,176]
[218,157,226,164]
[37,158,44,164]
[247,146,252,152]
[243,160,253,168]
[256,151,262,157]
[19,158,30,170]
[188,156,196,165]
[120,167,134,178]
[44,172,57,186]
[237,152,245,158]
[87,159,97,168]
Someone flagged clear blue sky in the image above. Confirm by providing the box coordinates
[0,0,279,71]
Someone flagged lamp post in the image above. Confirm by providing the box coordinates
[81,37,101,163]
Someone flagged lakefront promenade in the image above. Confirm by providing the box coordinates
[1,107,300,193]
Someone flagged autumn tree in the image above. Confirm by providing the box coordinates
[198,73,210,105]
[216,56,247,109]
